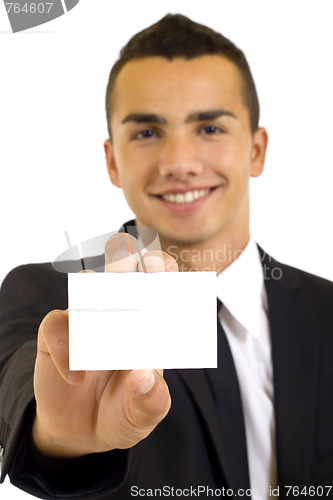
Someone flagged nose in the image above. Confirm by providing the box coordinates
[158,135,203,180]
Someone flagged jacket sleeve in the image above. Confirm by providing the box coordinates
[0,264,129,499]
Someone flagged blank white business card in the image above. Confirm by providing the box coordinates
[68,272,217,370]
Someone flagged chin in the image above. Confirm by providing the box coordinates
[138,216,218,248]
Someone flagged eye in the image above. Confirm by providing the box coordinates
[199,125,223,135]
[133,129,158,140]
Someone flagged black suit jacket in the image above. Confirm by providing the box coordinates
[0,246,333,499]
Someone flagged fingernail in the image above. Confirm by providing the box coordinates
[141,254,165,272]
[112,250,130,262]
[133,370,155,395]
[105,252,138,272]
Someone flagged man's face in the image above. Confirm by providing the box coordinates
[105,55,267,250]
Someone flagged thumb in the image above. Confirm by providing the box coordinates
[124,369,171,438]
[91,369,171,450]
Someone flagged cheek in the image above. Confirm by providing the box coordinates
[211,142,252,201]
[217,139,252,175]
[118,168,136,194]
[113,148,137,186]
[121,151,157,188]
[116,160,149,200]
[207,141,242,177]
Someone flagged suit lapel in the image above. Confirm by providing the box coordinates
[176,368,233,488]
[260,249,320,487]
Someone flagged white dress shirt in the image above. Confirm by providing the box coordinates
[216,239,278,499]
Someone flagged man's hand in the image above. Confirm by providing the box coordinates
[32,233,177,458]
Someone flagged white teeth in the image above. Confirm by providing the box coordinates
[185,191,193,203]
[162,189,210,204]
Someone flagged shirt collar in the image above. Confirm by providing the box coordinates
[216,238,265,339]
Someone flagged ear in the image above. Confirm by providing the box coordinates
[104,139,121,188]
[250,127,268,178]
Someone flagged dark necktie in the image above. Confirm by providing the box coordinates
[205,299,251,491]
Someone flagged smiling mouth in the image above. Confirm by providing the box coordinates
[159,188,214,204]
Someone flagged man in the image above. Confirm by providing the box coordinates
[0,13,333,500]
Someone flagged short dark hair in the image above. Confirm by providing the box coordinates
[106,14,260,136]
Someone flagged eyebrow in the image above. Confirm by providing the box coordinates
[121,109,236,125]
[185,109,236,122]
[122,113,167,125]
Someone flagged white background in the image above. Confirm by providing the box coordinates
[1,0,332,497]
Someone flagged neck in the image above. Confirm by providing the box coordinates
[158,229,250,274]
